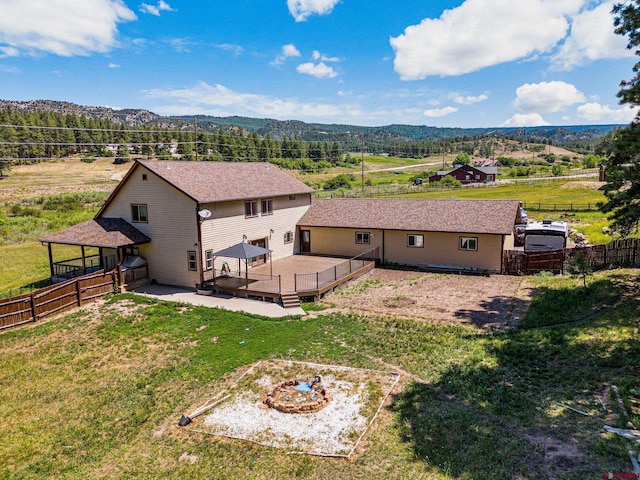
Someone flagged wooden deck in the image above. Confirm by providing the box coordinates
[210,254,375,301]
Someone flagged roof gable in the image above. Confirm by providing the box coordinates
[299,198,519,235]
[39,218,151,248]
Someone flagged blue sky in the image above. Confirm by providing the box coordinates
[0,0,638,128]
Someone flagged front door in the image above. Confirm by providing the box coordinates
[250,238,267,266]
[300,230,311,253]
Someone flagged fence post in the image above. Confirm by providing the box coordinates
[294,273,297,291]
[30,292,37,322]
[76,278,83,307]
[316,272,319,289]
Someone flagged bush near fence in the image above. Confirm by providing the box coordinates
[0,270,117,331]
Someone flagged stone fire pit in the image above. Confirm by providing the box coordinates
[263,377,332,413]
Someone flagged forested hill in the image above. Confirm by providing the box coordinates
[0,98,622,149]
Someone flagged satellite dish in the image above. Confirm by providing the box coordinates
[198,209,212,219]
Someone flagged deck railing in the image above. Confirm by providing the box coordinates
[52,255,102,278]
[294,248,379,292]
[211,269,281,293]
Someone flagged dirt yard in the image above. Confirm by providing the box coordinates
[320,269,532,331]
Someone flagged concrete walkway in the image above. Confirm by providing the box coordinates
[132,284,306,318]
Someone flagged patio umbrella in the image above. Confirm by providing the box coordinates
[212,242,273,286]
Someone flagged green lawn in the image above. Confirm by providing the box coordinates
[0,269,638,479]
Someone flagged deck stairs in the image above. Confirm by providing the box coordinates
[280,292,301,309]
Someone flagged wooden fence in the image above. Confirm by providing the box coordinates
[503,238,640,275]
[0,270,117,331]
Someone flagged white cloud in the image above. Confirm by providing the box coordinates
[390,0,584,79]
[287,0,341,22]
[423,106,458,118]
[215,44,244,56]
[501,113,550,127]
[0,0,136,57]
[312,50,340,62]
[0,65,20,74]
[108,63,120,68]
[513,81,586,113]
[143,81,343,119]
[139,1,175,16]
[576,102,639,122]
[551,2,633,70]
[271,44,301,65]
[450,93,489,105]
[0,46,20,58]
[296,62,338,78]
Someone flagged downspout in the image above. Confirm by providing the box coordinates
[196,203,204,288]
[500,234,505,274]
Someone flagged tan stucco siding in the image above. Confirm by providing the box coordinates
[303,227,509,272]
[384,231,504,271]
[299,227,383,258]
[200,194,312,268]
[101,165,200,287]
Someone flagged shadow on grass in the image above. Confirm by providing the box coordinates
[390,272,640,479]
[453,293,531,330]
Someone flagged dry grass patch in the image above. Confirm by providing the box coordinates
[324,269,531,330]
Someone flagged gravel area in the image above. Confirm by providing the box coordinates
[189,360,398,457]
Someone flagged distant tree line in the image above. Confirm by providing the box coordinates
[0,107,346,171]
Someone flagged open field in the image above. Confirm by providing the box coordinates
[0,268,638,479]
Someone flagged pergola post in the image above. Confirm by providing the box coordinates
[47,243,54,278]
[81,245,87,275]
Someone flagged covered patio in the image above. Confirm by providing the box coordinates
[39,218,151,287]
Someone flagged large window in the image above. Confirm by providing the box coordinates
[245,200,258,218]
[459,236,478,251]
[355,232,370,244]
[261,198,273,216]
[187,251,197,271]
[131,204,148,223]
[205,249,214,270]
[407,234,424,248]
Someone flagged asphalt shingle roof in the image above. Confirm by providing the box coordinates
[138,160,315,204]
[298,198,519,235]
[39,218,151,248]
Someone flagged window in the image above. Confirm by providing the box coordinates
[131,204,148,223]
[459,236,478,251]
[289,195,296,200]
[261,198,273,216]
[407,234,424,248]
[487,175,494,181]
[355,232,370,244]
[205,249,214,270]
[284,231,294,244]
[142,174,147,181]
[475,174,480,180]
[245,200,258,218]
[187,251,197,271]
[124,247,139,257]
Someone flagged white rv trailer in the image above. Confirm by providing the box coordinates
[524,220,568,252]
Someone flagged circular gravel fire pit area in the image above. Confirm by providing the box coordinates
[263,378,332,414]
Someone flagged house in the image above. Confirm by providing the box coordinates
[428,165,497,184]
[40,160,314,288]
[297,198,519,273]
[39,160,520,294]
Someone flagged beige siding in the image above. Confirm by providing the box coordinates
[102,165,200,287]
[384,231,504,272]
[300,227,383,258]
[305,227,509,272]
[200,194,312,269]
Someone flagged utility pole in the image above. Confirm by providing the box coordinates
[194,117,198,162]
[361,133,365,195]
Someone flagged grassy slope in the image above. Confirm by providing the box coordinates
[1,270,638,479]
